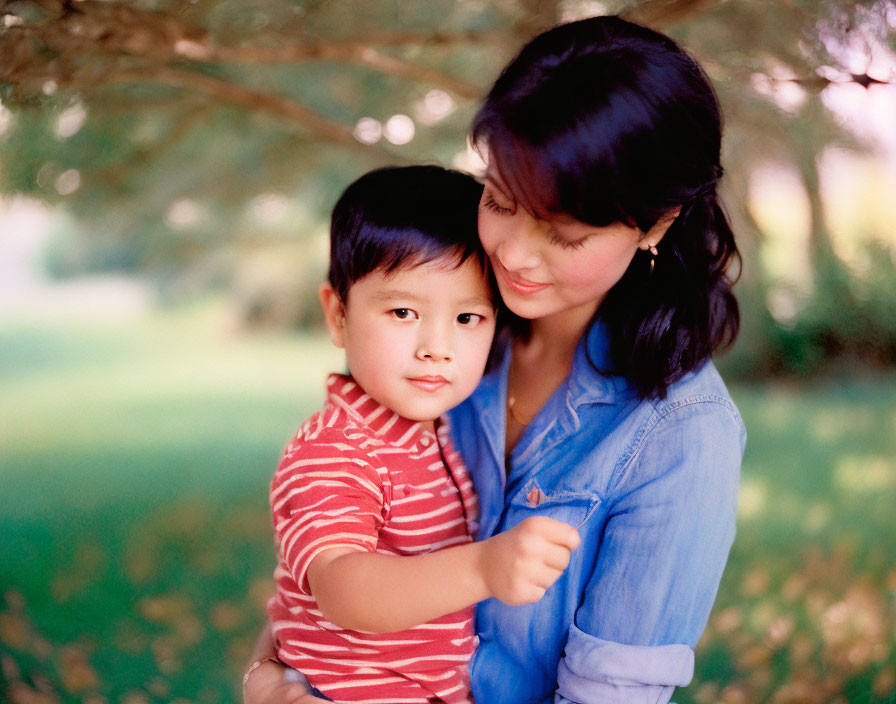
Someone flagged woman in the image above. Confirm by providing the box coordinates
[245,15,745,704]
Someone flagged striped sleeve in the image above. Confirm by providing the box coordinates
[271,438,388,592]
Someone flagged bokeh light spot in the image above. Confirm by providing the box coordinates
[559,0,608,22]
[834,454,895,492]
[55,102,88,139]
[804,502,831,534]
[415,89,455,125]
[0,100,13,136]
[452,138,487,176]
[738,478,766,518]
[251,193,288,223]
[55,169,81,196]
[164,198,202,229]
[383,114,415,145]
[352,117,382,145]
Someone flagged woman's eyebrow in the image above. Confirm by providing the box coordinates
[483,170,557,221]
[480,172,514,198]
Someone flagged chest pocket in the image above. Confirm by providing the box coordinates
[507,478,601,528]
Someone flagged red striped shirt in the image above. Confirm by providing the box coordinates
[268,374,480,703]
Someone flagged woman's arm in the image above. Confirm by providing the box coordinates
[554,402,745,704]
[310,515,580,632]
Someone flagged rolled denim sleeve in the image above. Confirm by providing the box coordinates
[554,400,744,703]
[556,627,693,703]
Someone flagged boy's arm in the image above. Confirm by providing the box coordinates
[308,515,580,633]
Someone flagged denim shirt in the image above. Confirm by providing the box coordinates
[447,322,745,704]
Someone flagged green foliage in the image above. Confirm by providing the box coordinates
[768,244,896,376]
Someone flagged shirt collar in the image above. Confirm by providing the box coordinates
[326,374,433,449]
[467,320,632,417]
[566,320,632,406]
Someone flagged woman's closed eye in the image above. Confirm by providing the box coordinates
[548,230,588,250]
[482,191,514,215]
[390,308,418,320]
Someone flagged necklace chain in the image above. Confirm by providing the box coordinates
[506,393,534,426]
[507,354,535,426]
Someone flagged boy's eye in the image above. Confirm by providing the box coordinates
[390,308,417,320]
[482,191,514,216]
[457,313,484,326]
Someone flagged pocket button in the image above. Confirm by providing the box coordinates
[526,487,545,506]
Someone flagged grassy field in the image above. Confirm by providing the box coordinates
[2,304,895,703]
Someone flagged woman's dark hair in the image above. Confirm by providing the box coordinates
[472,15,740,399]
[328,165,486,302]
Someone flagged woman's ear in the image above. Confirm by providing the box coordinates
[640,206,682,250]
[319,282,346,349]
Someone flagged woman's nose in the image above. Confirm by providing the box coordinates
[494,222,542,272]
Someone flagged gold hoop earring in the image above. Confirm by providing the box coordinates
[647,244,658,274]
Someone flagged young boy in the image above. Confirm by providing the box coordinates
[264,166,579,704]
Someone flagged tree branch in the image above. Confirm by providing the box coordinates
[202,43,483,99]
[106,66,396,159]
[0,27,452,158]
[206,29,505,62]
[350,48,482,99]
[621,0,726,28]
[4,1,487,98]
[89,104,210,189]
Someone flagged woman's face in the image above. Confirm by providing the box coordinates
[478,171,657,327]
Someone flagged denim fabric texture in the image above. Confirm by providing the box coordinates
[447,321,746,704]
[285,669,331,700]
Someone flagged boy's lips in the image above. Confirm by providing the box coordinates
[498,267,551,295]
[407,375,449,391]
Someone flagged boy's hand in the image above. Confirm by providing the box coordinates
[478,516,580,605]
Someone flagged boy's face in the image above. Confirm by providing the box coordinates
[320,256,496,429]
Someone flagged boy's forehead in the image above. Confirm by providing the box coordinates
[361,256,492,302]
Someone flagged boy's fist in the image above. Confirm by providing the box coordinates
[478,516,580,606]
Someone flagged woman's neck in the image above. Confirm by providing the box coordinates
[505,303,598,456]
[525,301,598,362]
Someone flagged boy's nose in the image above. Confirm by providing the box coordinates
[416,327,453,362]
[416,344,453,362]
[417,349,452,362]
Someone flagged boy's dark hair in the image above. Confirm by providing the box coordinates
[328,165,486,302]
[473,15,740,400]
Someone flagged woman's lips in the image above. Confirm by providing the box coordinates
[407,376,448,391]
[499,267,551,295]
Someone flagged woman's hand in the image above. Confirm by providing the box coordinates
[243,660,328,704]
[478,516,580,605]
[242,623,331,704]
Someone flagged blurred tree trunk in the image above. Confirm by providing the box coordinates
[792,97,837,275]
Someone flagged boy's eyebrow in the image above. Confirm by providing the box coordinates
[370,290,493,308]
[368,289,423,302]
[456,296,494,308]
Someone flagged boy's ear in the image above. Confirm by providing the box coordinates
[319,282,346,349]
